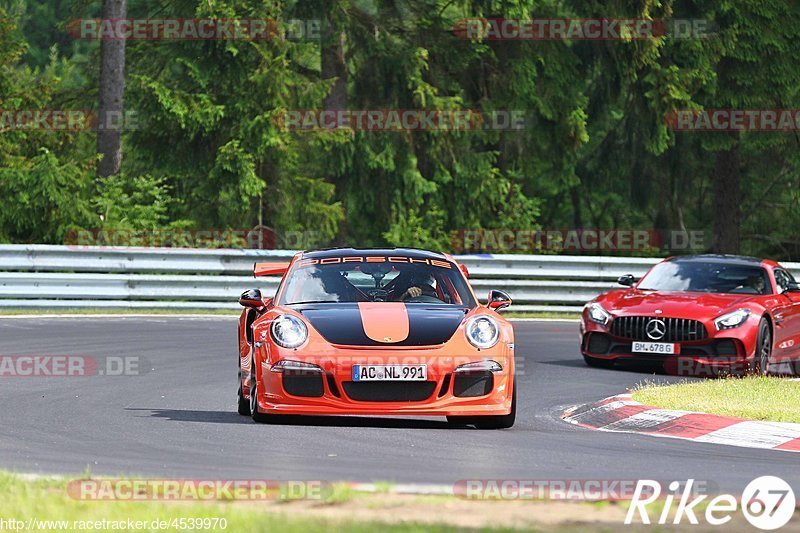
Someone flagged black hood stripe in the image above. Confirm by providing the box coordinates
[295,304,468,346]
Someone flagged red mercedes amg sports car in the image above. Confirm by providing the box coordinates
[236,248,516,429]
[581,254,800,376]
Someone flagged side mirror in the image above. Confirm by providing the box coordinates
[786,282,800,292]
[239,288,264,309]
[617,274,636,287]
[459,264,470,279]
[487,290,512,311]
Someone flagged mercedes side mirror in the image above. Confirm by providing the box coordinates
[239,289,264,309]
[487,290,512,311]
[617,274,636,287]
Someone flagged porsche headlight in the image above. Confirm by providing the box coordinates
[587,302,612,326]
[465,316,500,349]
[714,308,750,330]
[271,315,308,348]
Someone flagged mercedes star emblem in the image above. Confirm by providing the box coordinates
[646,318,666,340]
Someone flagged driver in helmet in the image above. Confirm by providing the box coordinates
[393,272,437,301]
[317,268,357,301]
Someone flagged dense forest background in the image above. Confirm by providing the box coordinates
[2,0,800,257]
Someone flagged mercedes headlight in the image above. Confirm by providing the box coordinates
[587,302,612,326]
[271,315,308,348]
[714,309,750,330]
[465,316,500,349]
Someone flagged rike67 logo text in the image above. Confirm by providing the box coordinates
[626,477,795,530]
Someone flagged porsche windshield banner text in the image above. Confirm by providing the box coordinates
[294,255,453,269]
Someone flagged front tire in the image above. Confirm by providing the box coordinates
[249,364,271,423]
[237,371,251,416]
[752,318,772,376]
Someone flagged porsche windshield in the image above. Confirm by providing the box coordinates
[278,257,476,306]
[637,261,771,294]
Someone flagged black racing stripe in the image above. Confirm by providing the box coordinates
[296,304,467,346]
[298,306,372,345]
[405,306,468,346]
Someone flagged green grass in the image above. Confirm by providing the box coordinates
[632,377,800,423]
[321,483,361,505]
[0,472,640,532]
[0,473,503,533]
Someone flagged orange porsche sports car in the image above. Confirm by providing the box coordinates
[236,248,516,429]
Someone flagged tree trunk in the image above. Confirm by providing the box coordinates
[570,187,583,228]
[321,3,347,111]
[320,1,348,244]
[97,0,127,178]
[712,132,742,254]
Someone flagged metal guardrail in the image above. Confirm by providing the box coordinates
[0,245,795,312]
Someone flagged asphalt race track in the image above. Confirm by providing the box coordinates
[1,316,798,493]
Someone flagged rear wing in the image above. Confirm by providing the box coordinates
[443,253,469,279]
[254,262,290,277]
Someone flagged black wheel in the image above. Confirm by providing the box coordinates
[752,318,772,376]
[583,354,614,369]
[249,364,271,423]
[448,379,516,430]
[237,370,250,416]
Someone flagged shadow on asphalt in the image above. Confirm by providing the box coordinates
[126,408,483,429]
[126,408,253,425]
[537,359,590,369]
[542,358,667,374]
